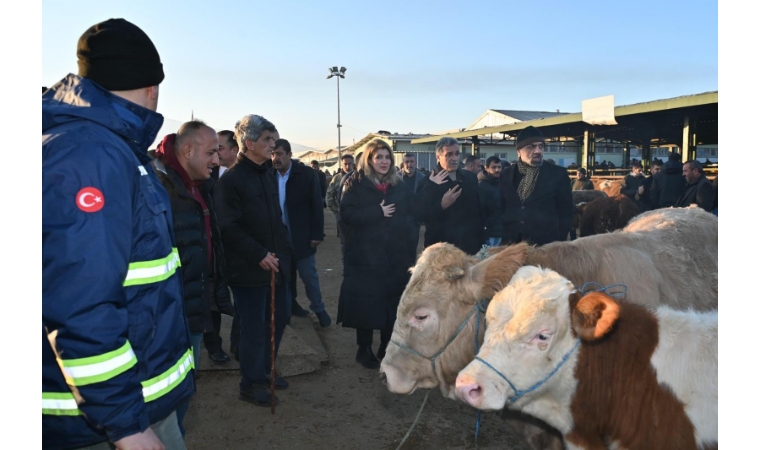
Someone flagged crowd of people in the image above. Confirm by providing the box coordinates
[571,152,718,215]
[41,18,719,450]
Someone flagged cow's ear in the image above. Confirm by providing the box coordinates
[471,243,530,298]
[571,292,620,341]
[445,266,466,281]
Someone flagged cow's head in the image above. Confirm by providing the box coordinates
[455,266,620,411]
[380,242,529,399]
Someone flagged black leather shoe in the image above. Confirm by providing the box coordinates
[356,346,380,369]
[376,341,389,360]
[316,311,332,328]
[292,302,310,317]
[208,349,231,364]
[239,386,279,407]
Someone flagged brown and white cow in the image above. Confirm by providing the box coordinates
[379,206,717,449]
[455,266,718,450]
[578,194,639,237]
[592,178,624,197]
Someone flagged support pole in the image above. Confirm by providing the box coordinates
[337,77,342,158]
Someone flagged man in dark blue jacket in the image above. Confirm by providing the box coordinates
[478,156,503,246]
[42,19,193,449]
[400,153,427,263]
[273,139,330,327]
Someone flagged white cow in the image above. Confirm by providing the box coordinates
[455,266,718,450]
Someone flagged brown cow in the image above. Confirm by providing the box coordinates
[571,190,608,235]
[456,266,718,450]
[380,206,717,450]
[592,178,624,196]
[578,194,639,237]
[571,189,607,205]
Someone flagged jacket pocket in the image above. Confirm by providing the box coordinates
[140,174,168,216]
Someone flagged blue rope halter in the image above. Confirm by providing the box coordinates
[580,281,628,299]
[390,299,488,374]
[474,338,581,404]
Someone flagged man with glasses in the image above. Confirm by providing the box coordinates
[499,126,573,246]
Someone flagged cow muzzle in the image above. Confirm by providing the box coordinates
[455,373,483,407]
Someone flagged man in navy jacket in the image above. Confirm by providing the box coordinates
[273,139,330,327]
[43,19,193,449]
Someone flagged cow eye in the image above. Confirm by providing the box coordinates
[537,334,549,341]
[415,315,429,321]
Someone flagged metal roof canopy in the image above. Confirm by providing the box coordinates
[411,92,718,147]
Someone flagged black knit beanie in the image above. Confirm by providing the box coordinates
[77,18,164,91]
[515,126,545,150]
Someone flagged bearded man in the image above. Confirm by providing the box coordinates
[499,126,573,246]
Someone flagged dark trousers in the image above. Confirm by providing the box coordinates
[203,295,240,355]
[337,218,348,273]
[356,327,393,347]
[333,212,341,237]
[203,311,223,353]
[230,284,291,389]
[407,222,421,265]
[230,311,240,353]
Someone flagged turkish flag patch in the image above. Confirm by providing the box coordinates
[76,187,105,212]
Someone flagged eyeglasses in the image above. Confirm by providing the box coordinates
[521,142,545,152]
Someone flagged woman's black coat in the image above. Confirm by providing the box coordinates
[337,172,413,330]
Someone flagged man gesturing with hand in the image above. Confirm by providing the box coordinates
[417,137,485,254]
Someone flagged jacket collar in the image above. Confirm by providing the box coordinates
[237,152,272,173]
[42,74,163,163]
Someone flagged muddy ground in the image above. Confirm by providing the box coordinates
[184,212,529,450]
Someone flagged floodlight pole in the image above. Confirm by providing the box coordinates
[327,66,346,158]
[336,75,341,158]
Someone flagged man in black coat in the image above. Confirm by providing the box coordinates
[675,160,714,212]
[499,126,574,246]
[478,156,503,247]
[418,137,485,255]
[650,152,686,209]
[311,160,328,205]
[400,152,428,262]
[152,121,234,428]
[273,140,330,327]
[214,114,293,407]
[621,160,651,212]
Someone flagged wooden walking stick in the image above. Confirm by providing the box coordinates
[270,253,277,414]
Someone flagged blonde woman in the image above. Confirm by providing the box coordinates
[337,140,414,369]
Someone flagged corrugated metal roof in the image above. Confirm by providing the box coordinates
[491,110,571,121]
[382,133,435,140]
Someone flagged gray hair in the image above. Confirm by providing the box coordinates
[234,114,277,152]
[435,137,460,154]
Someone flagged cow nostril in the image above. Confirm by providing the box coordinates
[379,372,387,385]
[468,385,482,399]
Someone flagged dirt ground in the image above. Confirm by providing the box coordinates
[184,211,529,450]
